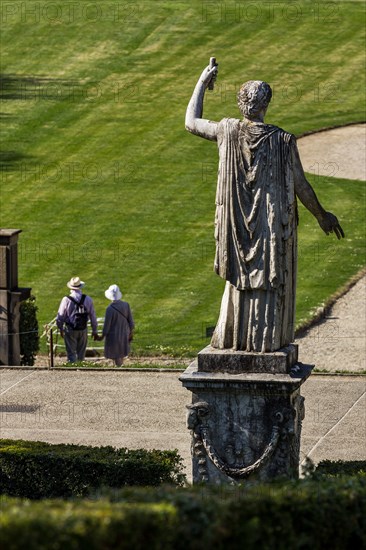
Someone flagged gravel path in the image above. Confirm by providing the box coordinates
[295,274,365,372]
[295,123,365,372]
[297,123,366,181]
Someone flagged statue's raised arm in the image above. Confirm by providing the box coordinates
[185,62,219,141]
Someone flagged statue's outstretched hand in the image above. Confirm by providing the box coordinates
[200,64,218,89]
[318,211,345,239]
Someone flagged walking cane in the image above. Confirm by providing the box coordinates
[49,328,54,369]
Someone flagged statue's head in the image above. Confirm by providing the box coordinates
[237,80,272,119]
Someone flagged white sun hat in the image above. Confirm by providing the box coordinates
[67,276,85,290]
[105,284,122,301]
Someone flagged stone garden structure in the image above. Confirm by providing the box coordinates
[0,229,31,365]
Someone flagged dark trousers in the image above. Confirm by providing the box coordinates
[64,327,88,362]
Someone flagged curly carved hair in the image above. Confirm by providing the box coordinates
[237,80,272,118]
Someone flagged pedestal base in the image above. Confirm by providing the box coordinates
[180,354,312,484]
[198,344,298,374]
[0,287,31,366]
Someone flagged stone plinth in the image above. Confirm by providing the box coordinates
[198,344,298,374]
[0,289,8,365]
[180,351,313,484]
[0,229,22,290]
[0,229,31,365]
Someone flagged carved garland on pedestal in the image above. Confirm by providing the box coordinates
[187,401,294,481]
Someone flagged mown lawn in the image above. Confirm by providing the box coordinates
[0,1,364,355]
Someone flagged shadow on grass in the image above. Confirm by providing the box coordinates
[1,73,78,173]
[0,73,78,101]
[0,150,33,173]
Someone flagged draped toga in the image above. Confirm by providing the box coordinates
[211,118,298,352]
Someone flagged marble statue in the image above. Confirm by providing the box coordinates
[185,61,344,353]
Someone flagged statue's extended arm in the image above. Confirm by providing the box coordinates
[292,141,344,239]
[185,64,219,142]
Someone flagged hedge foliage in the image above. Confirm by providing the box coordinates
[1,478,365,550]
[19,296,39,366]
[314,460,366,478]
[0,439,185,499]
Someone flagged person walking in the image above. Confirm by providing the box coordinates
[102,284,134,366]
[56,276,99,363]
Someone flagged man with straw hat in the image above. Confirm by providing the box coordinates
[56,276,99,363]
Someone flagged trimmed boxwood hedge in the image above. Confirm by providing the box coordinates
[314,460,366,478]
[0,478,365,550]
[0,439,185,498]
[19,296,39,366]
[0,498,177,550]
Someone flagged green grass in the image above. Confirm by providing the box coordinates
[52,361,187,369]
[0,1,365,355]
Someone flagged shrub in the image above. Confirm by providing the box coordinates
[19,296,39,366]
[0,497,178,550]
[209,477,366,550]
[314,459,366,478]
[0,439,185,499]
[0,478,365,550]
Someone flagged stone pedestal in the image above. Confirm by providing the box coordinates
[179,346,312,484]
[197,344,299,374]
[0,229,31,365]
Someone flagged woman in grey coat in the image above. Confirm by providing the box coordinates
[102,284,134,366]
